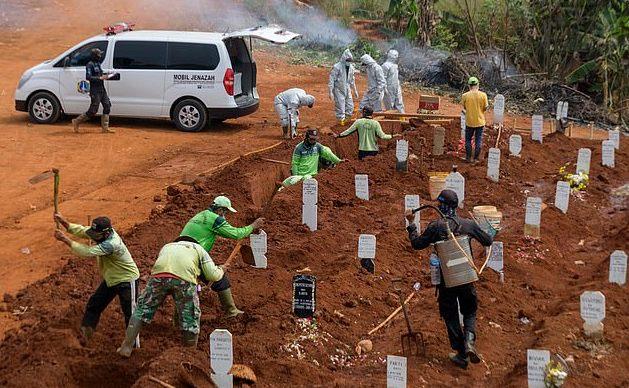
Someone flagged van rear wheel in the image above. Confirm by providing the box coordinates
[28,92,62,124]
[173,99,207,132]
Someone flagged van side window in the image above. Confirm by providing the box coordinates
[167,43,220,70]
[113,41,167,69]
[54,41,108,67]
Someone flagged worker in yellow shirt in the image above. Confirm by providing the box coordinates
[461,77,488,163]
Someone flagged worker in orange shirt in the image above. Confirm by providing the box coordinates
[461,77,488,163]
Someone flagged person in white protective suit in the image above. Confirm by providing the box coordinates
[328,49,359,125]
[274,88,316,139]
[381,49,405,112]
[358,54,386,112]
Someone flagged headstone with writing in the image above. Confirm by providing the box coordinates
[580,291,605,337]
[396,139,409,172]
[608,129,620,150]
[609,250,627,286]
[602,140,615,168]
[445,170,465,208]
[358,234,376,274]
[355,174,369,201]
[250,230,268,269]
[554,181,570,214]
[460,112,466,140]
[493,94,505,125]
[210,329,233,375]
[404,195,420,229]
[292,275,316,318]
[531,115,543,143]
[302,179,318,231]
[386,355,407,388]
[487,241,504,275]
[576,148,591,175]
[524,197,542,239]
[527,349,551,388]
[486,147,501,182]
[509,134,522,157]
[433,126,445,156]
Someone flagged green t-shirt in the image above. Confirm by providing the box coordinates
[291,141,341,177]
[339,118,392,151]
[180,210,253,252]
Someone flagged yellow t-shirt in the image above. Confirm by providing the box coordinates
[462,90,488,127]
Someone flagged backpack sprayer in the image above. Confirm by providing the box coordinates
[411,204,479,287]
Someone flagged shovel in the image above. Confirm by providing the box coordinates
[29,168,60,228]
[392,278,425,357]
[223,241,256,269]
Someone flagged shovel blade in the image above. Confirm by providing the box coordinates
[28,170,54,184]
[239,244,256,266]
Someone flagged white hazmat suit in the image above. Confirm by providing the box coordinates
[358,54,386,112]
[382,50,405,112]
[328,49,359,124]
[274,88,316,138]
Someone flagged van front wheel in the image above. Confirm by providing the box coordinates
[28,92,62,124]
[173,99,207,132]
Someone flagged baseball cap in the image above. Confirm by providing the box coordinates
[213,195,237,213]
[86,216,112,240]
[437,189,459,208]
[468,76,479,86]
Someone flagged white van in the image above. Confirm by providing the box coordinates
[14,24,299,131]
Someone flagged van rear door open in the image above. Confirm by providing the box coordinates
[222,26,301,44]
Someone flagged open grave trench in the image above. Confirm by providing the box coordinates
[0,121,627,387]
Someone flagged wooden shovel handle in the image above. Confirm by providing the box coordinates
[223,240,243,269]
[53,169,60,228]
[368,292,416,335]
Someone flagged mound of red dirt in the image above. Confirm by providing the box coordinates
[0,122,627,387]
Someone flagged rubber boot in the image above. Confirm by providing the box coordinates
[72,114,88,133]
[217,288,244,318]
[182,331,199,347]
[339,118,346,126]
[282,126,289,139]
[448,352,469,369]
[465,332,481,364]
[101,114,115,133]
[117,316,143,358]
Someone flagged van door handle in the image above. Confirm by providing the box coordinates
[107,73,121,81]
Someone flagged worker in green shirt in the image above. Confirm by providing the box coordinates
[54,214,140,342]
[281,128,345,187]
[179,196,264,317]
[117,236,226,357]
[333,106,400,160]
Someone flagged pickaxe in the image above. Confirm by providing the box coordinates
[28,168,60,228]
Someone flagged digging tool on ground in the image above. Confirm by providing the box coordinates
[29,168,60,228]
[392,278,425,357]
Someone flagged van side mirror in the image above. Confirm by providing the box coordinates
[63,57,70,67]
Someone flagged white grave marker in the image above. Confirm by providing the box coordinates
[396,139,409,162]
[554,181,570,214]
[386,355,407,388]
[488,241,504,275]
[355,174,369,201]
[608,129,620,150]
[211,374,233,388]
[531,115,543,143]
[445,171,465,208]
[486,147,501,182]
[302,178,318,231]
[250,230,268,269]
[555,101,564,120]
[404,195,420,229]
[576,148,591,175]
[602,140,615,168]
[493,94,505,125]
[460,112,466,139]
[210,329,233,375]
[524,197,542,238]
[358,234,376,259]
[562,102,569,119]
[509,134,522,156]
[580,291,605,323]
[527,349,551,388]
[609,250,627,286]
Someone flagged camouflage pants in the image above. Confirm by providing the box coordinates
[133,277,201,334]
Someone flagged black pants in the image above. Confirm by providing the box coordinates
[438,283,477,354]
[82,279,139,329]
[358,150,378,160]
[86,89,111,116]
[465,126,484,160]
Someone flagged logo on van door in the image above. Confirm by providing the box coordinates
[172,74,216,89]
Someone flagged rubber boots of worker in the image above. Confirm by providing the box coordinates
[182,331,199,347]
[218,288,244,318]
[282,126,289,139]
[101,114,115,133]
[465,332,480,363]
[449,352,469,369]
[117,316,143,358]
[72,114,88,133]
